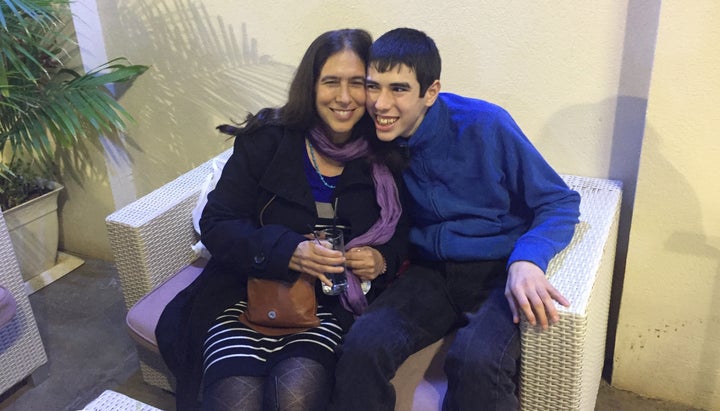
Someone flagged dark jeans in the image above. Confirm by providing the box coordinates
[330,260,520,411]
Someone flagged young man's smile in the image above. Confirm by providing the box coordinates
[375,115,399,127]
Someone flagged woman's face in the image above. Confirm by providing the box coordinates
[315,49,367,144]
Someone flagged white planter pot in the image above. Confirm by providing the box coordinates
[3,183,63,283]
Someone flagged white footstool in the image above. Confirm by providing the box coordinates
[82,390,162,411]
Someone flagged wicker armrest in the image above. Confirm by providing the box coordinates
[519,175,623,410]
[105,149,232,309]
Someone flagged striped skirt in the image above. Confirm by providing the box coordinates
[202,300,343,387]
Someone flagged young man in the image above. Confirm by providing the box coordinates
[330,28,581,410]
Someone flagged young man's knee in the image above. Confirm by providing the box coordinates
[341,316,416,366]
[344,323,398,354]
[446,347,492,374]
[445,338,519,381]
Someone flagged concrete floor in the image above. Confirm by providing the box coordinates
[0,257,705,411]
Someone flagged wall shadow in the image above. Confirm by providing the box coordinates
[114,0,293,170]
[55,0,296,190]
[604,0,661,381]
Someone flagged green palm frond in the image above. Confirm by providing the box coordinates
[0,0,65,29]
[0,0,149,181]
[1,60,148,162]
[1,1,67,86]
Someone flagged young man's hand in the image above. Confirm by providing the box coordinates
[505,261,570,330]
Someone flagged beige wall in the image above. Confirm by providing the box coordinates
[59,1,720,408]
[612,2,720,409]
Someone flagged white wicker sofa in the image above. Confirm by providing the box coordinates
[0,211,48,396]
[106,149,622,411]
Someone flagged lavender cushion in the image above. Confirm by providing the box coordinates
[126,259,207,353]
[0,286,17,328]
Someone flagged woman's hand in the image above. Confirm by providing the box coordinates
[346,246,385,282]
[289,240,345,289]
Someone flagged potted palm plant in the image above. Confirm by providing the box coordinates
[0,0,148,287]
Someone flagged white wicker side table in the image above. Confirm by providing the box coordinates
[82,390,163,411]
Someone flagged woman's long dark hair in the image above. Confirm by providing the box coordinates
[218,29,373,139]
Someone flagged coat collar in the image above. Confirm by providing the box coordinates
[407,93,448,156]
[258,128,313,209]
[258,128,374,209]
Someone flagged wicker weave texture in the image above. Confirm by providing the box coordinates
[83,389,162,411]
[519,175,622,411]
[106,150,232,310]
[0,212,48,395]
[137,343,175,392]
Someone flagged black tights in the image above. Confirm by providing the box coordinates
[202,357,330,411]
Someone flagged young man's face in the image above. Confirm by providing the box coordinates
[365,63,439,142]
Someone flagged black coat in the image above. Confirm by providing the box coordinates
[156,125,408,410]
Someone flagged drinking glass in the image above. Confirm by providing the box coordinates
[314,228,348,295]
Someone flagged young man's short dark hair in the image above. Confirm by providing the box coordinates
[369,28,442,97]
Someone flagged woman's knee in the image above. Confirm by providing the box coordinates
[267,357,331,411]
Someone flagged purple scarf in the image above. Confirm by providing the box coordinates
[308,126,402,316]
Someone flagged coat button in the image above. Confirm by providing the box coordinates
[267,310,277,320]
[253,253,266,264]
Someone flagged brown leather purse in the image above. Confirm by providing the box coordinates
[238,273,321,336]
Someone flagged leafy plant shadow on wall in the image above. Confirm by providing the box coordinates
[109,0,295,179]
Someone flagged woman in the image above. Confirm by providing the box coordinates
[156,28,408,411]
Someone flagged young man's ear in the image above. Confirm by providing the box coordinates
[423,80,441,107]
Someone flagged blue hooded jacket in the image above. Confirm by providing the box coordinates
[400,93,580,272]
